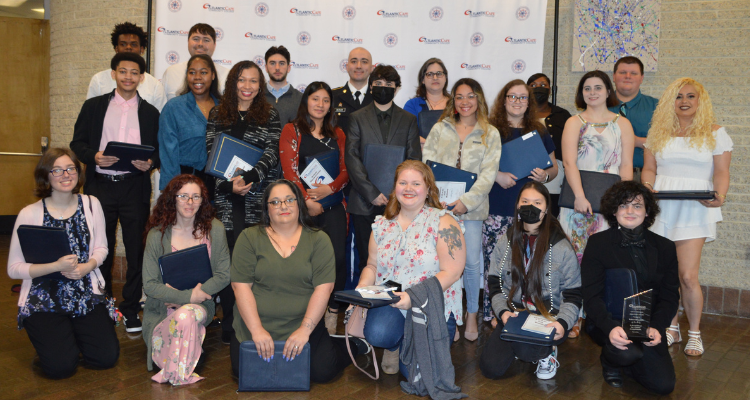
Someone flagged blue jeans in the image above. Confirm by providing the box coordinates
[462,220,484,314]
[364,306,456,379]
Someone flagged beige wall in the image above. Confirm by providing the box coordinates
[49,0,750,288]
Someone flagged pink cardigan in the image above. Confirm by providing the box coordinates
[7,195,108,307]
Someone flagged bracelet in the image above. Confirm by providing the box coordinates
[716,193,727,201]
[543,173,550,183]
[643,181,653,188]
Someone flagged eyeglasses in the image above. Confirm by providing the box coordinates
[455,94,477,101]
[268,198,297,208]
[425,71,445,79]
[49,167,78,177]
[176,194,203,203]
[506,95,529,102]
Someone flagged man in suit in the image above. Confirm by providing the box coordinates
[70,52,160,333]
[332,47,373,133]
[345,65,421,279]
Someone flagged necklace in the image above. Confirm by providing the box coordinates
[426,96,446,110]
[47,199,74,219]
[238,109,249,121]
[196,101,212,116]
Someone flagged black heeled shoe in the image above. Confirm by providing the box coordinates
[602,362,623,387]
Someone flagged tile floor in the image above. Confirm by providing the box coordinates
[2,235,750,399]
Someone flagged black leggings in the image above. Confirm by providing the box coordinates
[480,319,568,379]
[312,203,348,310]
[230,320,357,383]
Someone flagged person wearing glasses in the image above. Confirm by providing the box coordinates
[404,58,450,144]
[141,174,230,385]
[230,180,369,383]
[8,148,119,379]
[481,80,558,328]
[423,78,501,342]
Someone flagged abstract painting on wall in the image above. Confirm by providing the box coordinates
[572,0,661,72]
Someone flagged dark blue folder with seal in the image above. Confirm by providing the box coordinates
[303,149,343,209]
[426,160,477,210]
[17,225,73,280]
[362,144,407,196]
[500,311,556,346]
[204,133,264,180]
[158,244,212,291]
[499,131,553,180]
[101,141,155,173]
[604,268,639,320]
[238,341,310,391]
[418,110,443,139]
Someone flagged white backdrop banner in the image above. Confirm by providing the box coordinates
[154,0,548,107]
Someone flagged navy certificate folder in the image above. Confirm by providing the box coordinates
[499,131,552,180]
[101,141,155,173]
[304,149,343,209]
[333,289,400,308]
[17,225,73,280]
[205,133,264,180]
[362,144,407,196]
[500,311,556,346]
[158,244,212,291]
[654,191,716,200]
[239,341,310,391]
[426,160,477,192]
[604,268,639,320]
[418,110,443,139]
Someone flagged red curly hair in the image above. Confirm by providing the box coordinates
[144,174,215,244]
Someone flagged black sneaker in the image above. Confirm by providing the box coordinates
[123,314,142,333]
[221,330,232,345]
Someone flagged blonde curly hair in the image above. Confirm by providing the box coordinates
[646,78,716,155]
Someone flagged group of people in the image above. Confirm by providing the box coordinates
[7,20,731,396]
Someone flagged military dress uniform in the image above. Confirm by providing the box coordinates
[332,83,372,134]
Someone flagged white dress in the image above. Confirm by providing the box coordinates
[648,127,733,242]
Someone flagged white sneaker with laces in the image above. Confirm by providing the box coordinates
[535,346,560,379]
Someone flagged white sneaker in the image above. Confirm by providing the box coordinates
[535,347,560,380]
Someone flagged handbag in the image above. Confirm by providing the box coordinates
[344,306,380,380]
[558,170,621,213]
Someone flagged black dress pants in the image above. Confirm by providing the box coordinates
[87,175,150,317]
[230,320,357,383]
[351,207,384,274]
[588,325,675,395]
[312,203,347,309]
[23,304,119,379]
[480,319,568,379]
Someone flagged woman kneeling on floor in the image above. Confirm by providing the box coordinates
[480,181,581,380]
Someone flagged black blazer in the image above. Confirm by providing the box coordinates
[332,82,372,134]
[344,103,421,215]
[581,227,679,335]
[70,90,160,203]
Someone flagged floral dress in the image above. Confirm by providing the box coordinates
[481,215,514,321]
[372,207,464,325]
[150,239,211,385]
[17,195,100,329]
[558,115,622,262]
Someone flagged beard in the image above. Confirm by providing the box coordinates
[269,74,287,83]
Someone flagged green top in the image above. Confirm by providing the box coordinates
[231,225,335,343]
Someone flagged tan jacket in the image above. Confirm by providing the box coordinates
[422,119,501,221]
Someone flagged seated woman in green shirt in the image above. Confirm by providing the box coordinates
[229,179,369,383]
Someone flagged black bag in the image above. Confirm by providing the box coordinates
[559,170,621,213]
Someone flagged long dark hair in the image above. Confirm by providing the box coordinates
[257,179,318,232]
[506,181,566,319]
[179,54,221,99]
[440,78,491,145]
[215,61,272,126]
[144,174,215,244]
[415,58,449,98]
[574,70,619,110]
[291,81,337,139]
[489,79,546,140]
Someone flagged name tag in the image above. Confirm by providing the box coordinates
[334,107,346,113]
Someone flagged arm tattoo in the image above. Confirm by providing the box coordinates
[438,224,463,260]
[302,317,316,331]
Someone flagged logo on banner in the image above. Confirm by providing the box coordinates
[460,62,491,70]
[245,32,276,41]
[505,36,536,44]
[214,27,224,41]
[202,3,234,12]
[340,59,348,72]
[383,33,398,47]
[253,56,265,68]
[470,33,484,47]
[168,0,181,12]
[332,35,363,44]
[255,2,269,16]
[418,36,450,44]
[296,84,307,93]
[291,61,319,69]
[516,6,530,20]
[512,59,526,73]
[377,10,408,18]
[213,59,232,66]
[429,7,444,21]
[290,8,321,16]
[165,51,180,65]
[464,10,495,17]
[297,31,311,46]
[375,63,405,71]
[157,26,189,36]
[342,6,356,20]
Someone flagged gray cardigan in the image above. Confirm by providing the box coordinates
[142,219,231,371]
[487,232,582,330]
[264,86,303,126]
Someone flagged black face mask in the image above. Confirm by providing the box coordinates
[518,204,544,224]
[371,86,396,105]
[532,87,550,105]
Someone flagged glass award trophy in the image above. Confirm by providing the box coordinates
[622,289,653,340]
